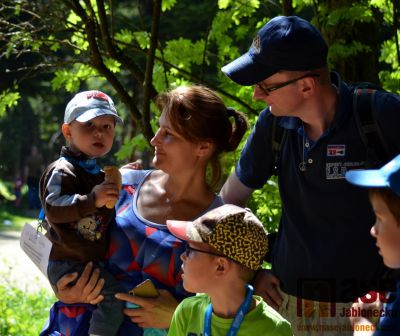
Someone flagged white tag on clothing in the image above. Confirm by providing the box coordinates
[20,223,52,277]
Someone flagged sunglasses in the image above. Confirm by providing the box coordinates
[184,244,225,258]
[255,73,320,96]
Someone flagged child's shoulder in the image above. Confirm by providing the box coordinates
[177,294,209,310]
[249,295,293,335]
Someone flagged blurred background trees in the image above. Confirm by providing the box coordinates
[0,0,399,230]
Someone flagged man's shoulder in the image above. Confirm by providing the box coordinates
[374,88,400,107]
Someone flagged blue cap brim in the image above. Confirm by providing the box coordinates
[75,108,123,124]
[345,154,400,197]
[221,52,278,86]
[345,169,389,188]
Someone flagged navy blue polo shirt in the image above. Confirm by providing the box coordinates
[236,72,400,302]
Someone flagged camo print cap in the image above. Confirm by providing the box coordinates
[167,204,268,271]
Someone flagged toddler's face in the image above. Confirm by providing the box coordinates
[64,115,115,159]
[370,194,400,268]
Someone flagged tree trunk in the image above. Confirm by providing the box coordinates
[319,0,381,83]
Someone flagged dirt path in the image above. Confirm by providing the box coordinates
[0,229,52,292]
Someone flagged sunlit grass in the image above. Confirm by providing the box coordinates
[0,263,55,335]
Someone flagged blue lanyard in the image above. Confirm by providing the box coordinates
[204,284,254,336]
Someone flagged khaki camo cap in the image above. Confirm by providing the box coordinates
[167,204,268,271]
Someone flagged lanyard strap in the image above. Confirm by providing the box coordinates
[61,156,101,174]
[204,284,254,336]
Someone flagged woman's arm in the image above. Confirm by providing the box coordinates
[54,262,105,305]
[115,290,179,329]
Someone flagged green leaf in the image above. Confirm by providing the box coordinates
[115,134,150,161]
[162,0,177,11]
[0,89,20,117]
[104,58,121,73]
[133,31,150,49]
[163,38,205,67]
[218,0,230,9]
[51,64,98,92]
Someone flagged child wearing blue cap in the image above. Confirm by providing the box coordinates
[39,90,124,336]
[346,155,400,335]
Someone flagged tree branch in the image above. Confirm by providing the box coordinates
[142,0,162,142]
[68,0,143,126]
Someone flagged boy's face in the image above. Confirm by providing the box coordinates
[62,115,115,159]
[180,242,223,294]
[370,194,400,268]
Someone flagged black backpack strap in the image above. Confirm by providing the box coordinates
[352,86,390,168]
[271,115,287,175]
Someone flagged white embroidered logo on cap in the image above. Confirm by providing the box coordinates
[251,35,261,54]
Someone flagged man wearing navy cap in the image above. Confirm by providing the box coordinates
[220,15,400,335]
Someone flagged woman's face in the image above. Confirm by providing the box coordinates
[370,194,400,268]
[150,112,203,173]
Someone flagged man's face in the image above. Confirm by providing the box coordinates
[252,71,317,117]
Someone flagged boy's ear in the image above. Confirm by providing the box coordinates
[61,123,71,141]
[215,257,231,275]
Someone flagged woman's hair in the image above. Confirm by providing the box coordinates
[156,85,248,187]
[369,188,400,226]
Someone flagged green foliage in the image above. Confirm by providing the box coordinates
[51,65,99,92]
[329,39,372,61]
[162,0,177,12]
[116,134,149,161]
[163,38,206,67]
[0,272,54,335]
[325,4,374,26]
[0,89,20,118]
[247,178,282,233]
[0,181,15,201]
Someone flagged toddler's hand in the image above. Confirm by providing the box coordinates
[92,182,119,208]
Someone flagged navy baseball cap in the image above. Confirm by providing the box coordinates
[221,16,328,86]
[64,90,122,124]
[345,154,400,197]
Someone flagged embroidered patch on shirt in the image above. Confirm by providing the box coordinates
[327,145,346,157]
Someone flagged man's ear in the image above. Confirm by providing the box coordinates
[301,76,317,97]
[61,123,71,141]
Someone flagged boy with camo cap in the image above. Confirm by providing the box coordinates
[166,204,292,336]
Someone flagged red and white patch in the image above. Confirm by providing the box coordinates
[327,145,345,157]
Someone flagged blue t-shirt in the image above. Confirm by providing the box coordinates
[375,282,400,335]
[110,170,223,335]
[236,72,400,302]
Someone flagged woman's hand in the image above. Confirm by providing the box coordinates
[120,161,143,170]
[54,262,105,305]
[115,289,179,329]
